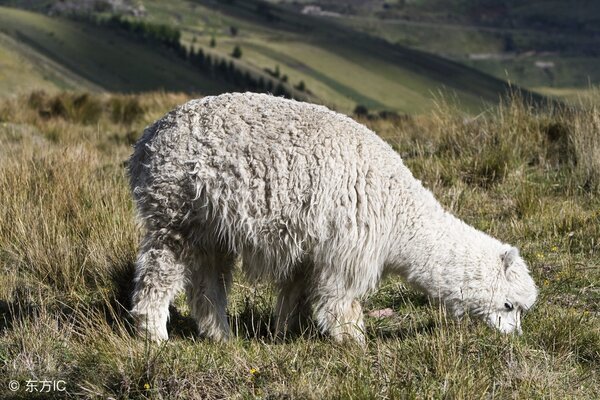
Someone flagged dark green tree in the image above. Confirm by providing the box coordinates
[231,45,242,59]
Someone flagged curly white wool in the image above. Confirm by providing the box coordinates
[128,92,538,343]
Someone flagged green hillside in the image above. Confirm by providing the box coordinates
[0,32,93,95]
[273,0,600,33]
[0,6,234,95]
[274,0,600,98]
[137,0,543,113]
[0,2,543,113]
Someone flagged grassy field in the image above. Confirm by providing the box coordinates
[535,86,600,107]
[0,90,598,398]
[0,32,93,95]
[0,1,536,113]
[0,6,234,96]
[184,0,536,113]
[287,0,600,98]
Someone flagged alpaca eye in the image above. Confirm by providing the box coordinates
[504,302,514,311]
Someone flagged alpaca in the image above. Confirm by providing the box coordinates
[128,92,538,343]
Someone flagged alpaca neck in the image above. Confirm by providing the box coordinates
[389,196,500,307]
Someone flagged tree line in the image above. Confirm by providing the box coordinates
[79,14,305,99]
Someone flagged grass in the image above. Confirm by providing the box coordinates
[0,90,599,399]
[189,0,536,112]
[0,32,89,96]
[0,6,233,94]
[331,3,600,98]
[0,0,528,114]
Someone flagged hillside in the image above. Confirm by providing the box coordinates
[274,0,600,97]
[0,2,544,113]
[153,0,544,113]
[0,6,235,95]
[0,2,598,398]
[0,32,95,95]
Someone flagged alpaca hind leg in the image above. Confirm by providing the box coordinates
[186,251,236,341]
[131,237,187,342]
[275,267,312,338]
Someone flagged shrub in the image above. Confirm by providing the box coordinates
[231,45,242,59]
[354,104,369,117]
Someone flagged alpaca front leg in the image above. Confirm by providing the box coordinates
[186,251,235,341]
[313,296,366,345]
[131,243,186,342]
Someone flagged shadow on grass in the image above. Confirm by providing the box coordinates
[171,295,439,343]
[0,299,15,332]
[368,318,437,341]
[103,260,137,334]
[0,260,139,337]
[365,293,439,341]
[1,270,438,346]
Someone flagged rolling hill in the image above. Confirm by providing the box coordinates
[0,6,235,95]
[142,0,543,113]
[273,0,600,98]
[0,1,546,113]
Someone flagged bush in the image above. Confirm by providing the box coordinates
[354,104,369,116]
[231,45,242,59]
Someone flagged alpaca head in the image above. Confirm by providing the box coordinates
[483,247,538,334]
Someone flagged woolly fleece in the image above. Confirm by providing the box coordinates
[128,92,538,343]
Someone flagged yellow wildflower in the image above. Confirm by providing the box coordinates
[144,383,150,390]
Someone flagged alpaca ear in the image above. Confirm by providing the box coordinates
[502,247,520,272]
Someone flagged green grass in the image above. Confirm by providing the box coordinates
[0,6,233,94]
[534,86,600,107]
[0,32,89,96]
[0,2,552,113]
[342,16,508,55]
[326,2,600,98]
[187,0,537,113]
[0,90,598,398]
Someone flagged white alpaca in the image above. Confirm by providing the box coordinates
[128,92,537,343]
